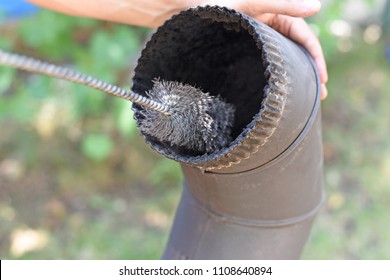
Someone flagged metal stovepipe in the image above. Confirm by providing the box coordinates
[132,6,324,259]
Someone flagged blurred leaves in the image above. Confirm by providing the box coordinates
[308,0,345,58]
[115,99,137,138]
[89,26,141,73]
[81,133,113,162]
[302,11,390,258]
[150,159,183,188]
[0,9,164,259]
[0,8,148,157]
[0,68,15,94]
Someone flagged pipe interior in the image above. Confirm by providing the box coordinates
[133,12,267,156]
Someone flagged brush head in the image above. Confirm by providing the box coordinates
[138,79,235,155]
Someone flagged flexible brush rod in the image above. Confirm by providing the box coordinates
[0,49,171,115]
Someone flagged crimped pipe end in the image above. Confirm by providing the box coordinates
[132,6,318,171]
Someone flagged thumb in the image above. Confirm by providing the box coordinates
[199,0,322,18]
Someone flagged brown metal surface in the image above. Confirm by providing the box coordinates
[132,6,324,259]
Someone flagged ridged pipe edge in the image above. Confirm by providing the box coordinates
[200,7,289,170]
[132,6,289,170]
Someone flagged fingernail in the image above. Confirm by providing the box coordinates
[303,0,322,11]
[320,84,328,100]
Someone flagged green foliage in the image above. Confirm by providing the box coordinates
[0,9,176,259]
[150,158,183,188]
[307,0,344,58]
[81,133,113,162]
[0,68,14,95]
[0,90,36,123]
[0,9,148,158]
[302,38,390,259]
[115,99,137,138]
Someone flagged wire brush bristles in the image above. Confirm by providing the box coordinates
[139,79,235,155]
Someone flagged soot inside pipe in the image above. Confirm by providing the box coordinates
[133,9,267,157]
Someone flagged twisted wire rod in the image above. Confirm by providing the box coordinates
[0,49,171,115]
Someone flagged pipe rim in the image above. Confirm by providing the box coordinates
[133,6,298,169]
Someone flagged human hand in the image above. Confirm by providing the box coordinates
[28,0,328,99]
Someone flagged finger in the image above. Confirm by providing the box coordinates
[281,18,329,95]
[320,84,328,100]
[267,16,328,84]
[199,0,322,18]
[255,15,328,98]
[288,18,328,84]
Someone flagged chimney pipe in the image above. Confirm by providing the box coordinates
[132,6,324,259]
